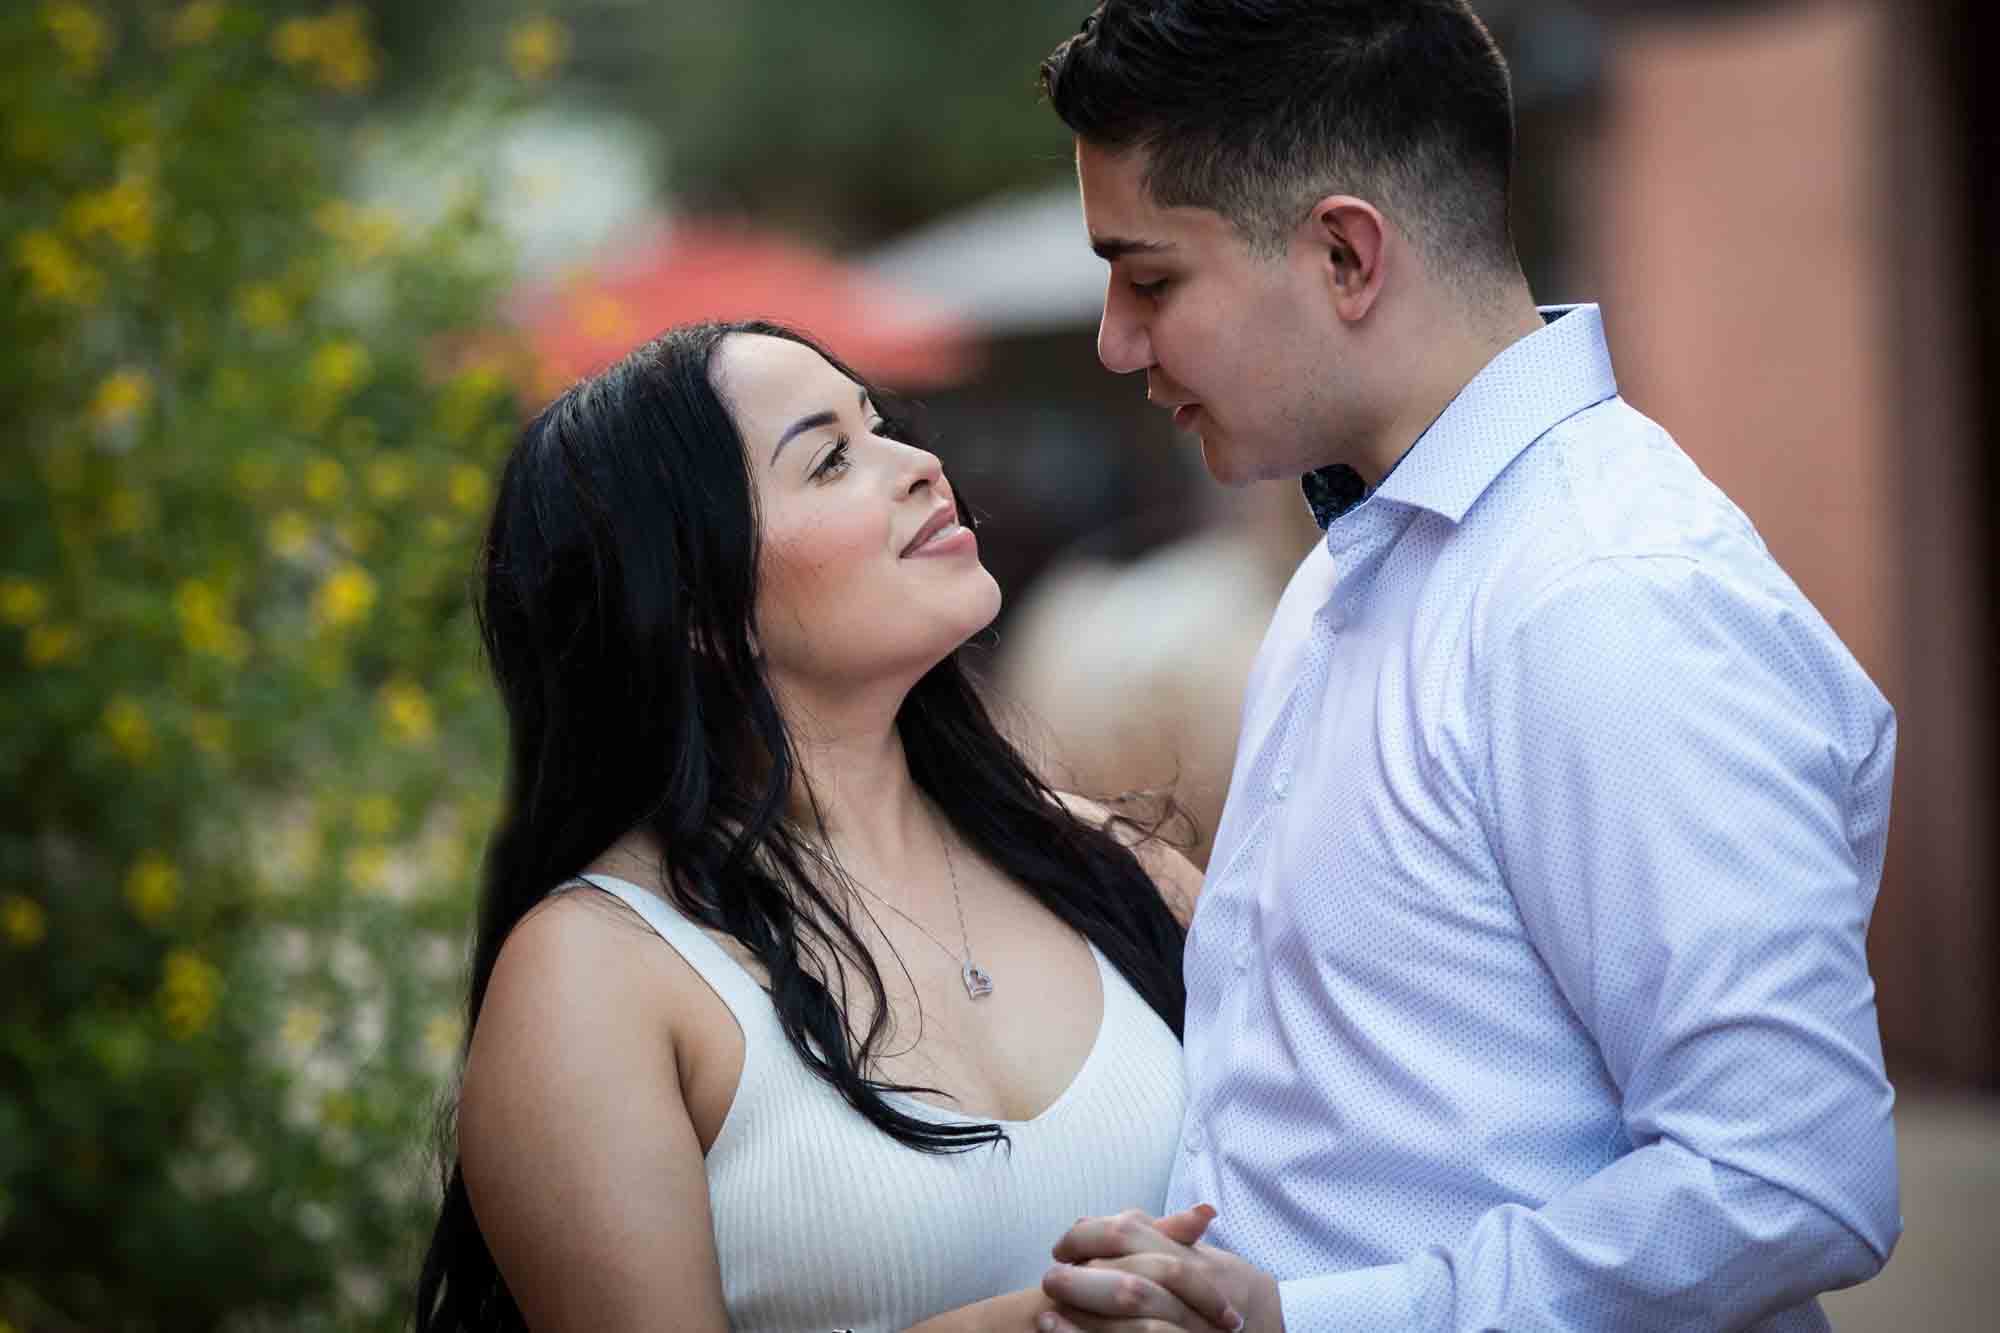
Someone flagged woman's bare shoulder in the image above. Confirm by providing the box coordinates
[1050,790,1206,927]
[458,886,730,1328]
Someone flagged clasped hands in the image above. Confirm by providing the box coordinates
[1035,1205,1282,1333]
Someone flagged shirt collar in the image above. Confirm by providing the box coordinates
[1300,304,1618,530]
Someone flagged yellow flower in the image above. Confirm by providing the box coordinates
[435,363,507,441]
[303,455,347,505]
[377,680,436,746]
[90,369,153,428]
[42,1,111,78]
[174,579,249,662]
[103,695,156,763]
[125,853,181,923]
[0,578,48,627]
[2,895,48,948]
[102,488,157,536]
[423,1012,463,1057]
[365,455,411,502]
[13,229,101,305]
[313,562,376,630]
[234,281,291,331]
[174,578,221,625]
[447,465,490,514]
[169,0,223,47]
[506,16,570,84]
[25,623,81,668]
[159,949,222,1040]
[267,510,314,560]
[68,177,157,260]
[307,339,372,402]
[271,6,379,93]
[345,843,390,893]
[353,793,399,837]
[189,709,232,756]
[281,1003,327,1050]
[311,200,401,264]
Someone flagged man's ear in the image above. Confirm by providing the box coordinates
[1307,195,1388,323]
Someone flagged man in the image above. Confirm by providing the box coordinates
[1032,3,1901,1331]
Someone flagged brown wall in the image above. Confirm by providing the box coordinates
[1585,0,1996,1083]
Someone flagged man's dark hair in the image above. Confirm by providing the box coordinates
[1041,1,1519,283]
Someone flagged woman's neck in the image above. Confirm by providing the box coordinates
[786,716,937,877]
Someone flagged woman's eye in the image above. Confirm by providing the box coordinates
[810,437,851,481]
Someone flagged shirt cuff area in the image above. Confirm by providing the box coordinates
[1277,1263,1416,1332]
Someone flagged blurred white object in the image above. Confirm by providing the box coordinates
[863,184,1107,334]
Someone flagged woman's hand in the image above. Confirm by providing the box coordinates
[1036,1207,1281,1333]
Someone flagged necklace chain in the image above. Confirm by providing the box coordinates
[812,821,993,1000]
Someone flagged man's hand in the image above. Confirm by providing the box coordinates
[1035,1208,1282,1333]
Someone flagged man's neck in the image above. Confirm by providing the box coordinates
[1355,290,1547,487]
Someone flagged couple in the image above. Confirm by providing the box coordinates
[415,2,1902,1330]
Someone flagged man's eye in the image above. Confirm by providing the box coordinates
[811,437,851,480]
[1130,277,1169,298]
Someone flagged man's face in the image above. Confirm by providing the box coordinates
[1075,139,1350,486]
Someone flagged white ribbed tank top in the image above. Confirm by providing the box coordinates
[567,873,1187,1333]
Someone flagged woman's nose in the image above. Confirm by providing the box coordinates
[901,446,944,495]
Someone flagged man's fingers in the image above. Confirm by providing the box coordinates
[1151,1202,1216,1247]
[1054,1208,1177,1264]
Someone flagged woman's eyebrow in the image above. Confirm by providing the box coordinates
[770,386,870,467]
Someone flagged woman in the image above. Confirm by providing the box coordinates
[413,321,1238,1332]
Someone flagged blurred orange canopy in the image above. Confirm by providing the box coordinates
[508,219,983,402]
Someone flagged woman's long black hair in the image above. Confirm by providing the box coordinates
[414,320,1188,1330]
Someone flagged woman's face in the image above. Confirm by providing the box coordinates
[713,333,1002,699]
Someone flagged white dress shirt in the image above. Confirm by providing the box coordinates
[1166,305,1900,1331]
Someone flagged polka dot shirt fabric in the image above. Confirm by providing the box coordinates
[1166,306,1901,1331]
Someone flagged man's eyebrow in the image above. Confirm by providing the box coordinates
[769,385,871,467]
[1090,236,1175,262]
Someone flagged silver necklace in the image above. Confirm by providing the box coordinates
[833,826,993,1001]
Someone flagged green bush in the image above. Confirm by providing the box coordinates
[0,5,541,1327]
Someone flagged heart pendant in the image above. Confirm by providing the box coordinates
[961,960,994,1000]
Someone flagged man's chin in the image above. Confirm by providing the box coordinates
[1198,433,1257,487]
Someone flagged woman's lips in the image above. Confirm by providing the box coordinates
[903,521,976,558]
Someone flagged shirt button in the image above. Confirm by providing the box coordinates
[1183,1122,1203,1154]
[1271,768,1290,800]
[1232,938,1252,971]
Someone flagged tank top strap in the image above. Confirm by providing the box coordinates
[564,873,774,1022]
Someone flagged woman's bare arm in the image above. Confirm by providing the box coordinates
[458,893,730,1332]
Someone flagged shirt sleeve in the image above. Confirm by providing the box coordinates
[1281,552,1901,1332]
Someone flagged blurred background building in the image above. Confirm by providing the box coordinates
[2,1,1990,1328]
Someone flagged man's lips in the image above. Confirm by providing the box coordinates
[1172,403,1202,430]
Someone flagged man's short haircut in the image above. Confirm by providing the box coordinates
[1041,1,1519,283]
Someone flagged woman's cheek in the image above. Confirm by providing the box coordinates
[756,514,880,636]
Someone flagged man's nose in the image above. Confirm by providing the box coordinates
[1096,280,1151,375]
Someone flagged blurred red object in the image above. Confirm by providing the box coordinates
[508,219,983,401]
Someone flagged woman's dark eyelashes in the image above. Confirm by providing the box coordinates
[810,437,851,481]
[808,415,910,480]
